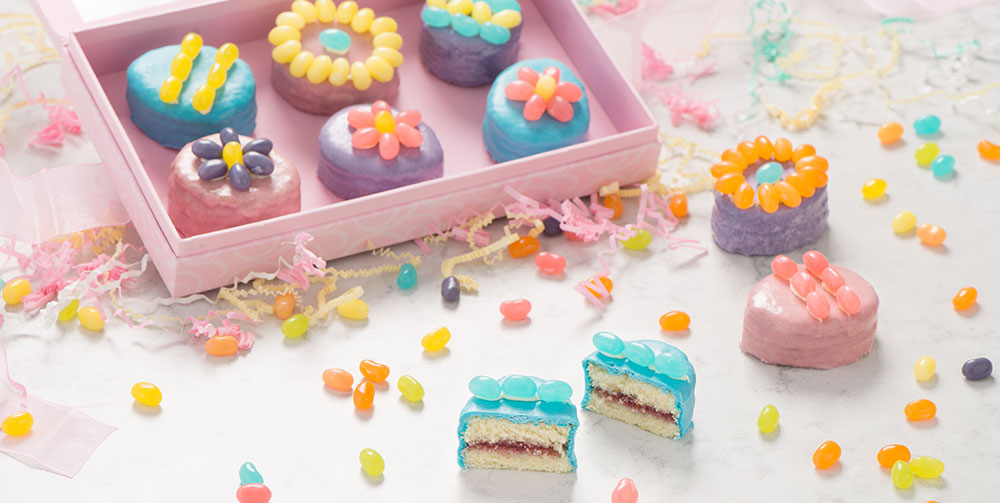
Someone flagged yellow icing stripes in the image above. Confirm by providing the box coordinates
[268,0,404,90]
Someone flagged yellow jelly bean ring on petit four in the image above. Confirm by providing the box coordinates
[710,136,828,214]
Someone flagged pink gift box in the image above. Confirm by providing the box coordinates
[30,0,659,297]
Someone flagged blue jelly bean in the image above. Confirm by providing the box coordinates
[319,28,351,55]
[192,139,222,159]
[624,342,654,367]
[755,161,784,184]
[537,380,572,403]
[441,276,460,302]
[239,462,264,485]
[913,115,941,136]
[501,375,537,399]
[421,6,451,28]
[228,164,251,191]
[220,127,239,145]
[479,22,511,45]
[654,352,689,380]
[244,152,274,176]
[489,0,522,13]
[198,159,228,180]
[242,138,273,156]
[593,331,624,357]
[396,263,417,290]
[451,13,480,37]
[930,154,954,178]
[469,375,502,400]
[542,217,563,237]
[962,357,992,380]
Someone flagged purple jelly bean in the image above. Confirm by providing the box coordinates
[962,357,993,381]
[441,276,460,302]
[244,152,274,176]
[242,138,273,156]
[220,127,239,145]
[228,164,251,191]
[192,139,222,159]
[542,217,563,237]
[198,159,228,180]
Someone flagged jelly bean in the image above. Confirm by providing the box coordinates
[57,299,80,322]
[862,178,886,199]
[236,483,271,503]
[877,444,911,468]
[244,152,274,176]
[913,114,941,136]
[535,251,566,275]
[624,341,654,367]
[469,375,502,400]
[792,144,815,162]
[421,326,451,351]
[653,351,689,380]
[669,193,688,217]
[930,154,955,179]
[316,28,350,56]
[373,110,394,134]
[131,382,162,407]
[611,477,639,503]
[820,268,845,293]
[373,32,404,51]
[336,1,358,23]
[593,332,624,356]
[322,368,354,391]
[622,229,652,250]
[215,43,239,69]
[2,278,30,305]
[360,360,390,383]
[812,440,841,469]
[192,139,222,159]
[170,53,193,81]
[773,137,793,162]
[795,155,829,173]
[733,182,754,210]
[721,149,746,168]
[276,11,306,29]
[239,461,264,485]
[800,166,827,188]
[914,142,939,165]
[373,47,404,68]
[737,141,758,163]
[805,291,831,320]
[537,380,572,403]
[491,9,522,29]
[891,460,914,489]
[757,404,779,433]
[878,121,903,144]
[229,164,251,191]
[659,311,690,331]
[916,224,946,246]
[359,448,384,477]
[952,287,977,310]
[192,84,216,114]
[603,193,624,219]
[491,0,521,11]
[219,127,239,145]
[398,375,424,402]
[159,76,182,103]
[790,272,815,299]
[290,0,317,22]
[836,286,861,315]
[441,276,460,302]
[913,356,935,381]
[206,64,228,89]
[480,22,511,45]
[268,24,300,46]
[337,298,369,320]
[803,250,827,278]
[366,56,394,83]
[910,456,944,478]
[198,159,227,180]
[281,313,309,338]
[328,57,350,86]
[223,141,244,167]
[784,173,814,198]
[757,183,779,214]
[447,0,474,15]
[584,276,614,297]
[904,398,936,421]
[502,375,537,399]
[891,211,917,234]
[715,173,745,194]
[774,181,801,208]
[351,7,375,33]
[78,306,104,331]
[979,139,1000,160]
[370,16,398,37]
[962,357,992,380]
[271,293,294,320]
[180,33,203,58]
[206,335,239,356]
[542,217,563,236]
[305,55,333,84]
[353,381,375,409]
[499,299,531,321]
[509,235,540,258]
[422,6,452,27]
[1,411,33,436]
[770,255,797,280]
[755,135,774,159]
[451,13,481,37]
[272,40,302,64]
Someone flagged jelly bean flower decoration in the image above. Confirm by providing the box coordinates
[193,127,275,191]
[421,0,523,45]
[505,66,583,122]
[348,101,424,160]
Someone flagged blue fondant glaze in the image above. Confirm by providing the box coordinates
[126,45,256,149]
[483,58,589,162]
[582,339,696,437]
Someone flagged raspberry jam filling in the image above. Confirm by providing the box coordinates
[464,441,562,458]
[592,387,677,423]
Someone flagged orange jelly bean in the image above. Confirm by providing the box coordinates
[359,359,390,383]
[878,122,904,145]
[603,194,624,219]
[322,368,354,391]
[715,173,745,194]
[952,287,977,310]
[801,166,828,188]
[812,440,841,469]
[668,193,688,218]
[737,141,759,163]
[659,311,690,331]
[916,224,946,246]
[757,183,779,214]
[904,398,936,421]
[785,173,815,198]
[792,144,815,162]
[721,148,746,168]
[205,335,239,356]
[710,161,741,178]
[509,236,540,258]
[585,276,613,297]
[273,293,295,319]
[773,137,793,162]
[979,139,1000,160]
[733,182,755,210]
[353,381,375,409]
[795,155,828,172]
[774,181,802,208]
[754,135,774,160]
[877,444,911,468]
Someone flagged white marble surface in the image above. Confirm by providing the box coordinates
[3,0,1000,501]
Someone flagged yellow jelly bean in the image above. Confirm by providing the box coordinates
[447,0,473,15]
[861,178,886,200]
[359,448,384,477]
[1,412,33,436]
[223,141,243,167]
[336,1,359,24]
[276,11,306,30]
[77,306,104,331]
[291,0,317,22]
[757,404,779,433]
[2,278,31,305]
[282,313,309,338]
[472,2,492,23]
[491,9,522,28]
[427,0,447,7]
[289,50,315,78]
[159,76,182,103]
[351,8,375,33]
[170,53,193,80]
[206,63,227,89]
[268,25,301,46]
[180,33,203,58]
[272,40,302,64]
[306,55,333,84]
[370,16,398,36]
[375,110,395,133]
[910,456,944,478]
[131,382,162,407]
[192,84,215,114]
[316,0,336,22]
[351,62,372,90]
[891,460,914,489]
[622,229,652,250]
[215,43,239,69]
[534,75,556,101]
[397,375,425,402]
[373,32,403,50]
[373,47,403,67]
[914,142,939,165]
[891,211,917,234]
[365,56,393,82]
[421,326,451,351]
[58,299,80,322]
[337,298,369,320]
[329,57,350,86]
[914,356,935,381]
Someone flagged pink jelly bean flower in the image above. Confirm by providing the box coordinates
[504,66,583,123]
[347,101,424,161]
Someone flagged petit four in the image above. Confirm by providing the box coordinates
[419,0,523,87]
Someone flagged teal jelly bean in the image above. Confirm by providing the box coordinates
[913,115,941,136]
[479,22,511,45]
[239,462,264,485]
[319,28,351,54]
[469,376,501,400]
[501,375,537,399]
[489,0,522,12]
[930,154,954,178]
[654,352,689,380]
[421,6,451,27]
[451,13,481,37]
[537,380,572,403]
[593,331,624,357]
[624,342,654,367]
[396,263,417,290]
[755,161,784,184]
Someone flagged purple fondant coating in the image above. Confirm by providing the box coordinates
[711,186,828,256]
[419,22,521,87]
[318,105,444,199]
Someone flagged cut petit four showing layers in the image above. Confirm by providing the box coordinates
[483,58,589,163]
[458,375,577,473]
[127,34,256,149]
[419,0,523,87]
[582,333,695,439]
[741,251,879,369]
[710,137,829,256]
[318,101,444,199]
[168,128,300,237]
[268,0,404,115]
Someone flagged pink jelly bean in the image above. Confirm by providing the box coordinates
[379,132,400,160]
[371,100,391,115]
[790,271,816,299]
[352,127,379,149]
[611,478,638,503]
[505,80,534,101]
[535,251,566,275]
[770,255,797,280]
[542,66,560,80]
[347,109,374,128]
[500,299,532,321]
[836,286,862,315]
[518,67,539,84]
[546,95,574,123]
[555,81,582,102]
[805,291,831,320]
[802,250,829,277]
[523,95,546,121]
[820,267,845,293]
[236,483,272,503]
[396,109,421,128]
[396,123,423,148]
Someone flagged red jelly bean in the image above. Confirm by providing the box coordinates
[611,478,638,503]
[359,359,390,383]
[236,483,272,503]
[499,299,531,321]
[668,193,688,218]
[603,194,623,219]
[509,236,540,258]
[353,381,375,410]
[535,251,566,275]
[877,444,911,468]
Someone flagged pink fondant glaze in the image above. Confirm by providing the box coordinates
[740,264,879,369]
[167,134,301,237]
